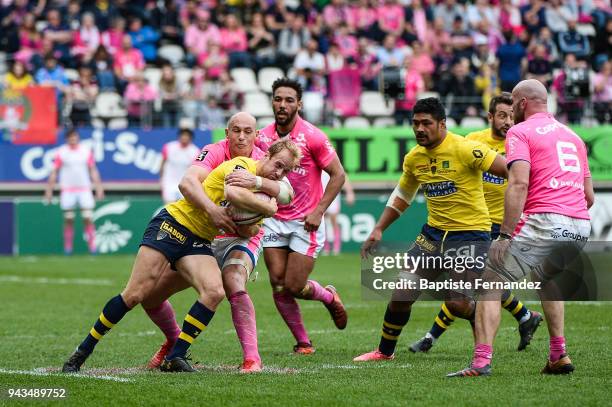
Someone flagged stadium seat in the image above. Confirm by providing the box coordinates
[360,91,394,117]
[547,93,557,115]
[302,91,325,125]
[179,117,196,129]
[107,117,128,129]
[143,68,162,90]
[243,92,273,117]
[175,67,192,86]
[257,116,275,128]
[460,116,487,128]
[372,117,396,127]
[230,68,259,93]
[417,91,440,100]
[344,116,370,128]
[258,67,284,93]
[445,117,458,128]
[92,118,105,128]
[158,44,185,66]
[64,69,79,82]
[94,92,127,119]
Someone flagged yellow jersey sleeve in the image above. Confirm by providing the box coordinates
[398,150,420,192]
[466,129,507,225]
[457,138,497,173]
[166,157,257,240]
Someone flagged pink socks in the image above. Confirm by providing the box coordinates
[229,291,260,362]
[306,280,333,305]
[272,290,310,344]
[549,336,566,362]
[472,343,493,368]
[84,223,96,253]
[144,300,181,344]
[63,223,74,253]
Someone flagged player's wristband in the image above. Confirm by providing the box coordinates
[255,176,263,191]
[498,232,513,241]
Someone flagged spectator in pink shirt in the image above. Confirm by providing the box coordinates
[198,41,229,80]
[375,0,405,41]
[124,73,158,128]
[323,0,349,32]
[593,61,612,124]
[72,12,101,64]
[184,9,221,66]
[348,0,377,38]
[394,55,424,125]
[334,23,358,59]
[220,14,253,69]
[411,41,435,89]
[15,12,42,68]
[113,35,146,93]
[101,17,126,56]
[407,0,429,43]
[424,18,451,56]
[350,37,381,90]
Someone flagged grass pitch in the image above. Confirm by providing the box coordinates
[0,254,610,406]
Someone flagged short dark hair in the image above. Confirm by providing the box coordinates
[413,97,446,121]
[489,92,513,115]
[65,128,79,138]
[178,128,194,139]
[272,77,303,101]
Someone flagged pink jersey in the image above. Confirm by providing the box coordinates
[257,116,337,221]
[506,112,591,220]
[192,139,265,171]
[192,138,266,241]
[53,144,95,192]
[161,141,200,188]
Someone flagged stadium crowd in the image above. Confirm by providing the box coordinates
[0,0,610,128]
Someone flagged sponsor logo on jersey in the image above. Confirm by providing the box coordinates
[263,233,280,242]
[422,181,458,197]
[483,172,505,184]
[472,149,484,158]
[160,220,187,244]
[234,164,246,170]
[196,150,208,161]
[415,234,437,253]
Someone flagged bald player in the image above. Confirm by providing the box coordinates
[448,79,594,377]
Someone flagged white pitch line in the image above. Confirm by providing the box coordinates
[0,275,114,286]
[1,331,157,341]
[0,368,133,383]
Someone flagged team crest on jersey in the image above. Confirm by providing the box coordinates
[159,221,187,244]
[196,150,208,161]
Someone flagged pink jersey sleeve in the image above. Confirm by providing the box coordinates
[505,128,531,166]
[87,150,95,167]
[53,152,62,169]
[310,130,337,170]
[161,143,169,160]
[192,142,226,172]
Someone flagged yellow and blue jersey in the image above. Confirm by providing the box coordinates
[166,157,257,240]
[398,132,497,231]
[466,128,507,225]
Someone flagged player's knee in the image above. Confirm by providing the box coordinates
[445,298,475,319]
[121,290,145,308]
[222,267,247,297]
[285,282,306,297]
[201,284,225,306]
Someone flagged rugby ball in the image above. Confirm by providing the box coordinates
[231,192,272,225]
